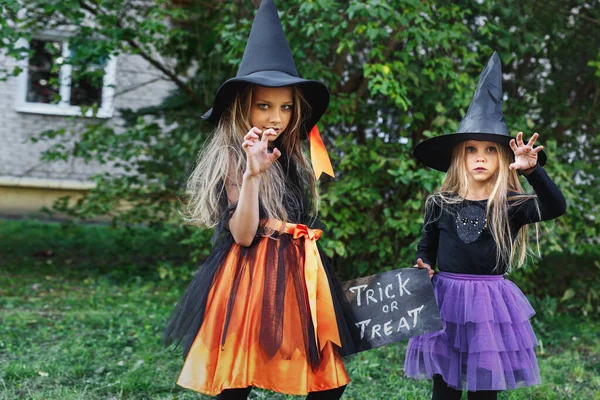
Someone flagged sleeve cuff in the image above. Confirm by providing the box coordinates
[520,163,542,178]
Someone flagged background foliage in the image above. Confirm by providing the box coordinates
[0,1,598,311]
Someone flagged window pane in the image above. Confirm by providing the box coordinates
[69,41,106,107]
[70,69,104,107]
[26,39,62,104]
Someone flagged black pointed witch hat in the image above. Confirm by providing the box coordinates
[414,52,546,172]
[202,0,329,139]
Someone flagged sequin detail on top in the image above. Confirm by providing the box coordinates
[455,203,487,243]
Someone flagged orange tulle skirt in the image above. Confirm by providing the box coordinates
[176,222,349,396]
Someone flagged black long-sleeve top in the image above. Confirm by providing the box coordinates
[415,165,567,275]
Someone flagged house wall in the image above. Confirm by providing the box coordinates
[0,51,176,217]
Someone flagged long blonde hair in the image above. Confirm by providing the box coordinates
[185,84,318,228]
[427,141,540,272]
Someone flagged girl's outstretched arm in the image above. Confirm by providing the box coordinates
[228,128,280,246]
[510,132,567,224]
[517,165,567,222]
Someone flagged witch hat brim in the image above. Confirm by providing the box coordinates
[414,132,547,172]
[414,52,547,171]
[202,0,329,139]
[202,71,329,139]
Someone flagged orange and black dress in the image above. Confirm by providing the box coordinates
[163,181,357,396]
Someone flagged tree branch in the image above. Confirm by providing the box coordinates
[77,0,204,107]
[577,12,600,27]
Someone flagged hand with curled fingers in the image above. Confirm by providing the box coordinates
[509,132,544,174]
[414,258,434,280]
[242,127,281,177]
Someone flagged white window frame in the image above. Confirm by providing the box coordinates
[15,32,117,118]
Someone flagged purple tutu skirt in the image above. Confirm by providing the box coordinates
[404,272,541,391]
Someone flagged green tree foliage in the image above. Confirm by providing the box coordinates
[1,0,598,282]
[472,0,600,255]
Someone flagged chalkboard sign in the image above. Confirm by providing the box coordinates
[343,267,442,352]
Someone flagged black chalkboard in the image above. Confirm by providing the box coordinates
[343,267,443,352]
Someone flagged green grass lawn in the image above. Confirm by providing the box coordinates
[1,219,599,399]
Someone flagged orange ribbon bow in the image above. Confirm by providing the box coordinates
[308,125,335,179]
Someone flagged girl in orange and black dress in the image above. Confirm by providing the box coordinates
[162,1,356,398]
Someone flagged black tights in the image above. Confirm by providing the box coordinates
[432,375,498,400]
[216,385,346,399]
[215,387,252,400]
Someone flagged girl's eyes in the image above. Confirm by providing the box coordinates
[256,104,293,111]
[466,146,496,153]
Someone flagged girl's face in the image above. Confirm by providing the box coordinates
[464,140,499,185]
[250,86,294,142]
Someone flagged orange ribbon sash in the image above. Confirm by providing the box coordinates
[284,223,342,351]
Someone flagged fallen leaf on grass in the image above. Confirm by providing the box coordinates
[132,360,144,371]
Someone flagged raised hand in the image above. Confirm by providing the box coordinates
[242,127,281,177]
[509,132,544,172]
[414,258,434,280]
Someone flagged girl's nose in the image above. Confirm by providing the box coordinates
[269,110,281,124]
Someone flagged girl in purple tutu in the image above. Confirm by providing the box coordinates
[404,52,566,400]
